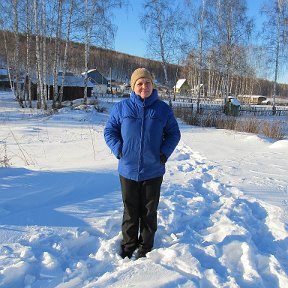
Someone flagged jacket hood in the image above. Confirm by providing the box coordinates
[130,89,159,107]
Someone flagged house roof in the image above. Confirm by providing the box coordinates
[30,75,94,88]
[0,68,8,76]
[192,83,204,90]
[82,69,108,85]
[175,79,187,89]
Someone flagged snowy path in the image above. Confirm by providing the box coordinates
[1,91,288,287]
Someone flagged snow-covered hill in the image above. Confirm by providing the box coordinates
[0,91,288,288]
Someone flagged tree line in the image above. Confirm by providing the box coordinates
[0,0,287,110]
[140,0,287,108]
[0,0,124,109]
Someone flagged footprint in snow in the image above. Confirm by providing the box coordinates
[201,172,213,183]
[177,163,194,172]
[176,153,190,161]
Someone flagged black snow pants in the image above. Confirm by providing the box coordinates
[119,175,163,254]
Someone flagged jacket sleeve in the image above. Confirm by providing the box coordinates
[104,104,123,159]
[161,107,181,159]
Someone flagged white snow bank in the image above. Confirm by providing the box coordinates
[269,140,288,149]
[0,91,288,287]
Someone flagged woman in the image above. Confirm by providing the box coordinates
[104,68,181,259]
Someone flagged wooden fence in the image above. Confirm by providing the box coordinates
[170,101,288,117]
[97,94,288,117]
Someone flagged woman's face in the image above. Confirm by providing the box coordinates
[134,78,153,99]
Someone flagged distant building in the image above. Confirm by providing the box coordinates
[118,83,131,97]
[173,79,191,94]
[237,95,268,105]
[191,83,205,96]
[82,69,108,94]
[28,73,94,101]
[0,68,10,89]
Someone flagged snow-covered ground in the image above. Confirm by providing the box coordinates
[0,90,288,288]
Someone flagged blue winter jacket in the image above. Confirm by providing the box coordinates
[104,89,181,181]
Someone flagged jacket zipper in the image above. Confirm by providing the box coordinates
[137,101,145,180]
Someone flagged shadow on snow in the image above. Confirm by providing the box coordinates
[0,168,121,227]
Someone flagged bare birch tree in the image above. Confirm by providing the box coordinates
[12,0,23,106]
[0,3,15,95]
[141,0,186,86]
[76,0,124,104]
[0,1,23,105]
[2,31,15,94]
[59,0,75,104]
[52,0,63,108]
[185,0,208,112]
[42,0,49,109]
[24,0,33,108]
[83,0,93,104]
[34,0,46,109]
[206,0,253,101]
[261,0,288,109]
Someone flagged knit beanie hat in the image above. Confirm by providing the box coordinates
[130,68,153,90]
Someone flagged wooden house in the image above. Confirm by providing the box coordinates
[173,79,191,94]
[82,69,108,94]
[28,73,94,101]
[0,68,10,89]
[191,83,205,97]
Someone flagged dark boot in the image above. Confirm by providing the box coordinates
[136,249,148,259]
[119,245,134,259]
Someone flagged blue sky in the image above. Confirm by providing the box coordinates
[113,0,264,58]
[112,0,287,84]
